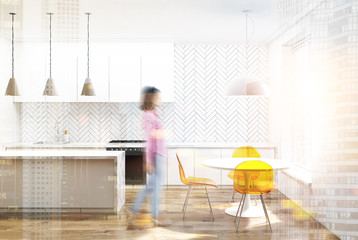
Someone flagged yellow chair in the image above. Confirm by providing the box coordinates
[228,146,261,201]
[176,153,218,220]
[234,160,273,233]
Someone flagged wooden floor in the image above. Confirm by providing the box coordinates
[0,188,339,240]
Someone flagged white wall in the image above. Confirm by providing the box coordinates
[0,35,21,146]
[268,1,358,239]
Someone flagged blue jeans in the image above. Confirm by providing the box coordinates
[131,154,165,218]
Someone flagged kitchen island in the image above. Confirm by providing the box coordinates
[0,151,125,213]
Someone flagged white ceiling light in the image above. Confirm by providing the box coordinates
[225,10,269,96]
[43,13,57,96]
[81,13,95,96]
[5,13,19,96]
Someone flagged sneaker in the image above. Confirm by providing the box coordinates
[128,220,139,227]
[151,217,172,227]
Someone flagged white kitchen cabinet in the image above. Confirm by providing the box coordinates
[221,148,236,185]
[44,48,77,102]
[109,57,141,102]
[14,42,46,102]
[194,149,222,185]
[167,148,195,185]
[141,53,174,102]
[161,149,169,186]
[256,148,276,158]
[14,43,78,102]
[77,56,109,102]
[109,44,174,102]
[14,42,174,103]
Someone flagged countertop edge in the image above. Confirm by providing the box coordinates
[0,150,125,157]
[3,142,276,149]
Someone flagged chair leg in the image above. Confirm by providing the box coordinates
[182,186,191,212]
[230,189,235,202]
[205,186,215,221]
[234,194,244,223]
[182,186,192,220]
[236,194,246,233]
[260,194,272,233]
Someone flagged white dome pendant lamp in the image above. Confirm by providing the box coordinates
[226,10,269,96]
[81,13,95,96]
[43,13,57,96]
[5,13,19,96]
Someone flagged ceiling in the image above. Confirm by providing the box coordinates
[1,0,277,42]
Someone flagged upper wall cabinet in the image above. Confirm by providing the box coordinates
[109,42,174,102]
[44,43,78,102]
[14,43,78,103]
[109,57,141,102]
[14,42,174,103]
[141,56,174,102]
[140,43,174,102]
[14,42,47,102]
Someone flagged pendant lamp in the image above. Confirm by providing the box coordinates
[81,13,95,96]
[225,10,269,96]
[5,13,19,96]
[43,13,57,96]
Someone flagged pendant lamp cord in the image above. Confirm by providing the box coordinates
[11,13,15,78]
[86,13,90,79]
[50,13,51,78]
[48,13,53,78]
[245,10,248,76]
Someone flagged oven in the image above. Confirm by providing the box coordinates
[106,140,146,185]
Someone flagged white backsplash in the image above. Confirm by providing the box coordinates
[20,44,269,143]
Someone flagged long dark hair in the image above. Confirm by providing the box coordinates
[140,86,160,111]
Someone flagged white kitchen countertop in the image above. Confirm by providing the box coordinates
[0,150,124,158]
[166,142,275,148]
[3,142,276,150]
[3,142,108,148]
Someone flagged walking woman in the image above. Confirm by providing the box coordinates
[128,86,171,226]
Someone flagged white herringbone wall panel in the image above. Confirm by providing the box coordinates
[20,44,269,143]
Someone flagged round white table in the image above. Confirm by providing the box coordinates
[202,157,291,218]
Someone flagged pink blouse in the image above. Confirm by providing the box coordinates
[142,110,166,164]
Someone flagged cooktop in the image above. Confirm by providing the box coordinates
[109,140,145,143]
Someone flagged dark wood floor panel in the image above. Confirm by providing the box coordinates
[0,188,339,240]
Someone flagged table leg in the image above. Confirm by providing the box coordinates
[225,195,266,217]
